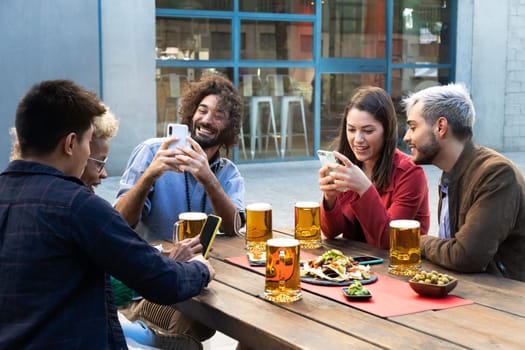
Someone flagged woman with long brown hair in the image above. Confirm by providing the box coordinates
[319,86,430,249]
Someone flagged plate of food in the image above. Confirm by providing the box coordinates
[300,249,378,286]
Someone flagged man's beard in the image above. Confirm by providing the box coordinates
[191,126,226,149]
[413,132,440,165]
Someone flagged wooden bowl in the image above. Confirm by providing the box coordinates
[408,279,458,298]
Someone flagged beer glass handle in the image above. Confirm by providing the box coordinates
[173,220,182,242]
[234,210,246,238]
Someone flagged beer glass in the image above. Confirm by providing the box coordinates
[243,203,273,254]
[294,201,321,249]
[173,212,207,242]
[388,220,421,276]
[264,238,302,303]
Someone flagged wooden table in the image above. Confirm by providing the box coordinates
[166,229,525,349]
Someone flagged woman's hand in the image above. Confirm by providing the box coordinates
[331,151,372,197]
[169,236,203,262]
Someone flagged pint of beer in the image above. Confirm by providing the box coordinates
[294,201,321,249]
[264,238,302,303]
[388,220,421,276]
[173,212,207,241]
[245,203,273,253]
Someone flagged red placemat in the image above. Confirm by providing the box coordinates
[225,255,473,318]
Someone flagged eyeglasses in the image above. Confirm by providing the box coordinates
[88,157,108,173]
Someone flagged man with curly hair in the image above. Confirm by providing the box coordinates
[115,73,245,343]
[115,73,245,240]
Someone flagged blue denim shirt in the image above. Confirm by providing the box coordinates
[0,161,210,349]
[116,138,245,241]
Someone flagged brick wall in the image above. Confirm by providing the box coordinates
[504,0,525,150]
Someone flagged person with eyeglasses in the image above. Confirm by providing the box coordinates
[0,80,215,349]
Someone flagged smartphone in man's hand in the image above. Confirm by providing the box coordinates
[166,123,189,149]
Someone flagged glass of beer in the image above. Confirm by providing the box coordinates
[294,201,321,249]
[243,203,273,254]
[173,212,207,242]
[388,220,421,276]
[264,238,302,303]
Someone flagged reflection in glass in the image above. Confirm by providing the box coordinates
[393,0,451,64]
[156,18,231,60]
[240,0,314,14]
[320,74,385,149]
[390,68,450,152]
[322,0,386,58]
[241,21,313,61]
[156,0,232,11]
[238,68,314,160]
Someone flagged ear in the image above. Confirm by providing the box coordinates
[435,117,448,138]
[62,132,77,156]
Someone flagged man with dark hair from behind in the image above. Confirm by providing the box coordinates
[0,80,215,349]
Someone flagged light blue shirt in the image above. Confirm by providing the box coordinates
[439,184,451,239]
[116,138,245,242]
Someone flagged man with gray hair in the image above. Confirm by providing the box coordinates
[403,83,525,282]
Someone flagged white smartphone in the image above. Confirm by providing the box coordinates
[317,149,337,167]
[200,214,222,259]
[317,149,346,192]
[166,123,189,150]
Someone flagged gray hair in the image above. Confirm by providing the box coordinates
[402,83,475,140]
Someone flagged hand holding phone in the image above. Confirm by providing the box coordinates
[166,123,189,150]
[317,149,346,192]
[199,214,222,258]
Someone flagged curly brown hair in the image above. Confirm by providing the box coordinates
[179,73,243,151]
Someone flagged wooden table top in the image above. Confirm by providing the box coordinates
[160,229,525,350]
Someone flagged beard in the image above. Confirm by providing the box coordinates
[412,132,440,165]
[191,123,227,149]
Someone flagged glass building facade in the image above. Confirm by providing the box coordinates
[155,0,456,162]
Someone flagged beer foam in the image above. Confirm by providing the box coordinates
[246,202,272,211]
[267,238,299,247]
[390,220,420,229]
[179,212,207,220]
[295,201,319,208]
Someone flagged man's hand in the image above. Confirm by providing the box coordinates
[173,137,215,185]
[169,236,202,261]
[142,138,185,182]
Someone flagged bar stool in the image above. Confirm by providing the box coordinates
[240,74,280,159]
[266,74,309,158]
[280,95,309,158]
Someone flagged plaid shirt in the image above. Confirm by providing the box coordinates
[0,161,210,349]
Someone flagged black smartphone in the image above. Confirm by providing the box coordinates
[353,255,384,265]
[199,214,222,258]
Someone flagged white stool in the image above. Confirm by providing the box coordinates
[280,96,309,158]
[249,96,280,160]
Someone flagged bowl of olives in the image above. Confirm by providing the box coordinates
[409,270,458,298]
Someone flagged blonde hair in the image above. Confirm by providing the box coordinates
[9,103,119,161]
[93,105,119,139]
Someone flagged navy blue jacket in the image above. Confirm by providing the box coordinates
[0,160,210,349]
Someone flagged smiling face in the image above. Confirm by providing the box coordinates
[191,94,229,149]
[345,107,385,168]
[81,137,109,192]
[403,102,441,165]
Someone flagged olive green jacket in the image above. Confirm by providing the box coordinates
[421,142,525,282]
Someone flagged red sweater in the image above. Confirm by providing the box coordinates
[320,150,430,249]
